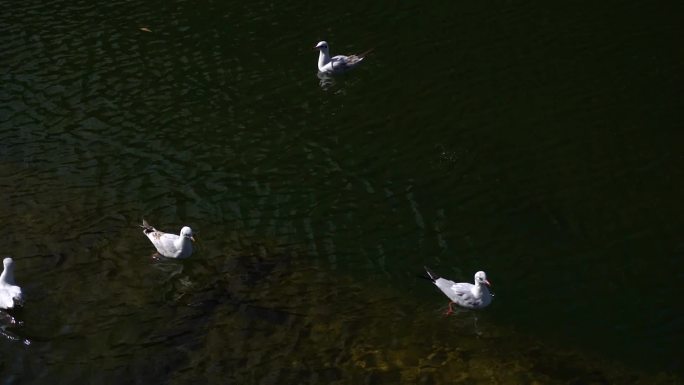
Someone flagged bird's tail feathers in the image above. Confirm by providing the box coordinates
[423,266,440,282]
[356,48,374,59]
[140,219,155,233]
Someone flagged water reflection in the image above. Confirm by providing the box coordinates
[0,310,30,345]
[149,257,185,280]
[317,71,336,90]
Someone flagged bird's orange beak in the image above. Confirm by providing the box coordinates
[190,236,196,242]
[484,280,491,287]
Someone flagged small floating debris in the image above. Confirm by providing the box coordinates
[140,27,152,33]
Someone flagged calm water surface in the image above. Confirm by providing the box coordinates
[1,0,683,383]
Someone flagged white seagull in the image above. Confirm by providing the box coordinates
[315,41,371,74]
[141,219,195,259]
[0,258,24,310]
[424,266,492,315]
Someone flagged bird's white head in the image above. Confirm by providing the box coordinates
[1,257,15,284]
[475,271,491,287]
[180,226,195,242]
[315,41,329,52]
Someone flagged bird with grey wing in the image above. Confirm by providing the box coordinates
[141,219,195,259]
[314,41,372,75]
[424,266,493,316]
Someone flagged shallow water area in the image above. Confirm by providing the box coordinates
[2,0,683,383]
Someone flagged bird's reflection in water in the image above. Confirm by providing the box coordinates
[0,310,30,345]
[317,71,336,90]
[150,256,185,282]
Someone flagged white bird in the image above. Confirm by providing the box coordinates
[0,258,24,310]
[315,41,371,74]
[424,266,492,315]
[141,219,195,259]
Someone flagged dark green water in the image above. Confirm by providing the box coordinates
[1,0,683,383]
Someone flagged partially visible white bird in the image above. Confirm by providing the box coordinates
[141,219,195,259]
[0,258,24,310]
[315,41,371,74]
[424,266,492,315]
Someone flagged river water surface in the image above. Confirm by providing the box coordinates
[1,0,683,384]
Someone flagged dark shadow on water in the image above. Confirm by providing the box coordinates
[58,241,680,384]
